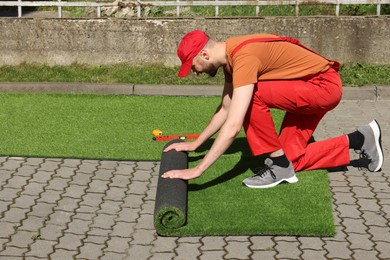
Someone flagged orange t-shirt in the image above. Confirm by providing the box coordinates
[224,34,334,88]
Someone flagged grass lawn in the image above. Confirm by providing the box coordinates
[0,93,335,236]
[1,63,390,86]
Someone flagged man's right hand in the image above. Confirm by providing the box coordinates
[163,141,198,153]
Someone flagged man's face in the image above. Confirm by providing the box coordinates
[191,54,219,77]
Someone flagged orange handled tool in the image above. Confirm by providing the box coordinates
[153,134,200,141]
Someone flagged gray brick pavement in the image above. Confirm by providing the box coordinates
[0,99,389,259]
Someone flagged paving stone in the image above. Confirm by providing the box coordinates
[25,239,56,257]
[274,241,301,259]
[49,249,78,259]
[100,252,126,260]
[370,181,390,193]
[131,170,152,182]
[87,227,111,237]
[324,241,352,259]
[140,200,154,215]
[375,242,390,259]
[61,159,81,168]
[39,161,60,172]
[352,249,379,260]
[80,193,105,207]
[357,198,381,211]
[86,179,109,193]
[53,167,76,179]
[151,236,177,253]
[97,201,122,215]
[347,233,374,250]
[134,214,154,230]
[352,186,375,198]
[346,175,369,186]
[368,226,390,242]
[69,172,92,186]
[99,161,119,170]
[3,176,29,189]
[149,253,176,260]
[109,175,131,188]
[121,194,144,208]
[55,233,84,250]
[337,204,361,218]
[174,242,201,259]
[249,236,275,251]
[65,218,91,235]
[0,222,17,238]
[55,197,81,212]
[104,187,127,201]
[110,221,136,238]
[176,237,201,243]
[72,212,95,222]
[1,160,23,171]
[126,244,152,259]
[0,188,22,201]
[36,190,62,204]
[342,218,367,233]
[62,185,87,198]
[115,162,135,174]
[90,213,115,229]
[83,235,108,245]
[333,192,356,204]
[93,169,114,181]
[77,242,105,259]
[298,237,324,250]
[0,246,28,257]
[116,207,139,223]
[13,195,38,209]
[362,211,388,226]
[7,230,36,248]
[136,162,156,171]
[224,241,251,259]
[39,224,64,241]
[77,163,99,173]
[19,215,45,232]
[105,236,131,253]
[14,167,38,178]
[128,181,148,195]
[1,207,29,223]
[199,251,225,260]
[251,250,277,259]
[46,211,73,226]
[29,170,53,184]
[46,178,69,191]
[21,183,46,196]
[131,229,156,245]
[300,249,327,259]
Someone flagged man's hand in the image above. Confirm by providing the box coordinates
[163,141,197,153]
[161,167,202,180]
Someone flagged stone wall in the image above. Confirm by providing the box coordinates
[0,16,389,66]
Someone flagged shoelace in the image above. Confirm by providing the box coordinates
[254,165,276,179]
[355,149,371,171]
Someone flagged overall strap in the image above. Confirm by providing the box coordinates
[231,36,340,71]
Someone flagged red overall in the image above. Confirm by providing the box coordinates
[236,37,350,171]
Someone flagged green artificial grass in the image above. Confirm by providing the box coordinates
[156,142,335,237]
[0,93,335,236]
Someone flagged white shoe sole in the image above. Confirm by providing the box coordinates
[243,175,298,189]
[370,120,384,172]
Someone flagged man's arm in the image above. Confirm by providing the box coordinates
[163,81,233,153]
[162,83,254,179]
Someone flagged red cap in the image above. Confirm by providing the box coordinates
[177,30,209,78]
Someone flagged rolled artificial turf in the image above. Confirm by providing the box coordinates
[154,139,188,234]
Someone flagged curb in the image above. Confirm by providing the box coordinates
[0,82,389,100]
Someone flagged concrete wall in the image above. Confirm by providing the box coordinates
[0,16,389,66]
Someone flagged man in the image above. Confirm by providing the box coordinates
[161,30,384,189]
